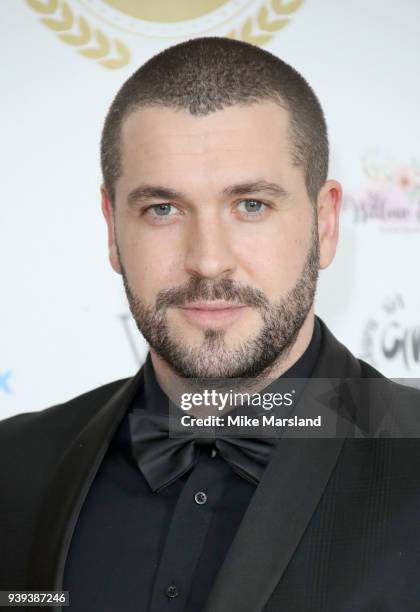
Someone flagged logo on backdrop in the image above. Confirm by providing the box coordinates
[361,294,420,374]
[0,370,13,394]
[26,0,304,69]
[342,153,420,232]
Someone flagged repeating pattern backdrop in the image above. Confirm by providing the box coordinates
[1,0,419,419]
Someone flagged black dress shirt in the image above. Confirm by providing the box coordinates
[63,318,322,611]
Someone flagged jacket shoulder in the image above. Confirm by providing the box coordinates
[0,377,130,450]
[0,377,133,534]
[0,378,132,589]
[359,357,420,401]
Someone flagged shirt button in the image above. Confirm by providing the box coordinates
[166,585,179,599]
[194,491,207,505]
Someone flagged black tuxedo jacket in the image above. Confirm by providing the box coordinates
[1,317,420,612]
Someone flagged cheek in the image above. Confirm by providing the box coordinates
[235,222,305,299]
[119,225,182,299]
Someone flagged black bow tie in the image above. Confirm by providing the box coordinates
[128,407,278,492]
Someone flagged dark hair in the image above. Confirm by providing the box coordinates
[100,37,328,206]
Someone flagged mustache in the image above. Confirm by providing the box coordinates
[155,277,269,310]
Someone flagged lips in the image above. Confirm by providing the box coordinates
[181,301,244,310]
[178,301,247,328]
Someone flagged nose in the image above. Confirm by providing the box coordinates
[184,214,236,280]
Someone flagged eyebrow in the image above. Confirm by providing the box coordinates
[126,179,289,207]
[222,180,289,199]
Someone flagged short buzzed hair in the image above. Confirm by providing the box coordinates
[100,37,329,206]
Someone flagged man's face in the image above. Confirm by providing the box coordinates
[103,101,338,379]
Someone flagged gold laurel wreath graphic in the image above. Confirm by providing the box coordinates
[26,0,303,70]
[227,0,304,45]
[26,0,130,69]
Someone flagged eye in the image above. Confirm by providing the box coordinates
[236,199,267,215]
[146,203,177,217]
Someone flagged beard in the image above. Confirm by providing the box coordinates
[119,217,319,379]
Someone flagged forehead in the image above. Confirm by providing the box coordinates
[119,101,292,171]
[115,102,303,204]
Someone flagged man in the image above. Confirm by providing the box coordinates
[1,37,420,612]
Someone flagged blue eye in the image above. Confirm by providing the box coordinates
[237,200,266,214]
[150,203,175,216]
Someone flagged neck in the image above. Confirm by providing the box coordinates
[150,309,315,411]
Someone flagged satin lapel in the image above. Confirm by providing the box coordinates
[26,366,145,600]
[204,317,361,612]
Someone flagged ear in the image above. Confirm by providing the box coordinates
[100,185,122,274]
[316,179,342,270]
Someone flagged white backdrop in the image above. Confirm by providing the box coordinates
[1,0,420,420]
